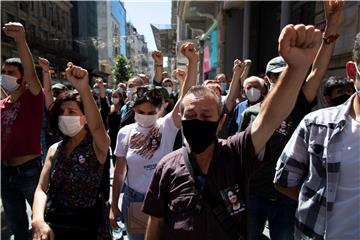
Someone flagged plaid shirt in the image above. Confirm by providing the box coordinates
[274,94,356,240]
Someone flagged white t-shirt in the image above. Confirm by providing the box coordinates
[114,112,180,194]
[326,114,360,239]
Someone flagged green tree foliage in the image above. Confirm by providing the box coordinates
[112,55,132,84]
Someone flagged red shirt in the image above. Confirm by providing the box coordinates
[1,89,44,160]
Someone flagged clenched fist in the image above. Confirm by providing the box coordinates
[3,22,26,41]
[152,51,163,65]
[180,42,198,62]
[279,24,321,69]
[38,57,50,71]
[65,62,89,92]
[173,68,186,83]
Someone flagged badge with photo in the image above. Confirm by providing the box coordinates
[220,184,245,216]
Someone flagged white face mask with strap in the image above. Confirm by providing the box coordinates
[134,112,157,128]
[0,74,20,92]
[58,116,85,137]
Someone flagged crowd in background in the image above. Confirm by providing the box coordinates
[1,0,360,240]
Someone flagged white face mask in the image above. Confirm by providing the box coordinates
[165,87,172,95]
[220,82,227,92]
[111,97,120,105]
[93,88,100,95]
[58,116,84,137]
[134,112,157,128]
[0,74,20,92]
[246,88,261,102]
[127,87,136,100]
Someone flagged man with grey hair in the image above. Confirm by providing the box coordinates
[228,76,266,136]
[274,32,360,240]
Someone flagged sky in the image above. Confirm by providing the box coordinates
[124,0,172,51]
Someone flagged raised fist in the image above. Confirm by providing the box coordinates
[180,42,198,62]
[279,24,321,69]
[65,62,89,92]
[38,57,50,71]
[172,68,186,83]
[324,0,344,32]
[152,51,163,65]
[233,59,245,74]
[3,22,26,41]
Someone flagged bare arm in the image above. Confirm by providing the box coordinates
[171,43,198,128]
[152,51,163,84]
[3,22,42,96]
[302,0,344,103]
[32,144,57,240]
[38,57,54,109]
[251,24,321,154]
[224,59,251,113]
[109,156,127,228]
[65,63,110,164]
[145,216,165,240]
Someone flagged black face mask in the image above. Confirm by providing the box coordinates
[182,119,219,154]
[330,94,350,106]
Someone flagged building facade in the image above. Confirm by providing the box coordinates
[1,1,74,83]
[126,22,150,76]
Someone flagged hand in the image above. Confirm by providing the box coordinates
[65,62,89,92]
[3,22,26,41]
[109,206,123,229]
[324,0,344,33]
[180,42,198,62]
[38,57,50,72]
[172,68,186,83]
[279,24,321,69]
[32,220,55,240]
[232,59,245,75]
[152,51,163,65]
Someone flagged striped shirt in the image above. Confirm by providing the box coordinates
[274,94,358,240]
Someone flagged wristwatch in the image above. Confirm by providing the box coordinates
[322,33,339,44]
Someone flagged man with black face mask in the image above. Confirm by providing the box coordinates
[143,23,322,240]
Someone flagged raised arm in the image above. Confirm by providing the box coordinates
[38,57,54,109]
[3,22,42,96]
[172,68,186,97]
[152,51,164,84]
[65,63,110,164]
[224,59,252,113]
[251,24,321,154]
[171,42,198,128]
[302,0,344,103]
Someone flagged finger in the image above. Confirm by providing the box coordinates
[294,24,306,47]
[311,28,322,49]
[303,25,315,49]
[279,24,295,54]
[49,229,55,240]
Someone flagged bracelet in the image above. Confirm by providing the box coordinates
[322,33,339,44]
[156,64,163,67]
[43,70,50,73]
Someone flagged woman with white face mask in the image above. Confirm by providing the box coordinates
[110,85,181,240]
[32,63,111,240]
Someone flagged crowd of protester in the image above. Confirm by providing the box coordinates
[1,0,359,239]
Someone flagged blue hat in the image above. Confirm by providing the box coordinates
[266,56,286,74]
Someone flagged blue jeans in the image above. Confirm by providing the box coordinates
[1,157,42,240]
[248,194,297,240]
[121,185,145,240]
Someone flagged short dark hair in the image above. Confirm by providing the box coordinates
[48,91,85,136]
[133,85,163,109]
[323,77,351,96]
[4,58,24,77]
[180,86,222,115]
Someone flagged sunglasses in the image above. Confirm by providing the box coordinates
[136,85,163,98]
